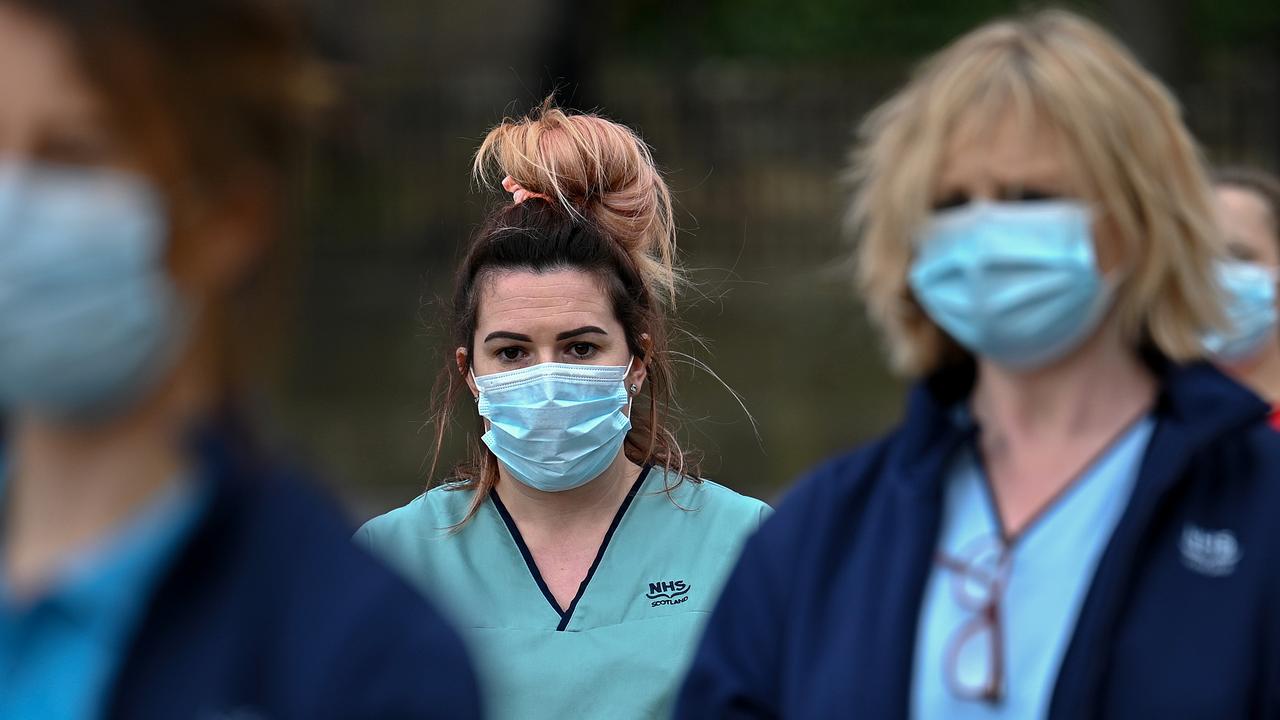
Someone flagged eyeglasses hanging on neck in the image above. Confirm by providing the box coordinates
[936,535,1012,704]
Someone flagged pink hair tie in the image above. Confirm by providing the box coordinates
[502,175,553,205]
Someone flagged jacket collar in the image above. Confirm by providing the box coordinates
[892,356,1268,491]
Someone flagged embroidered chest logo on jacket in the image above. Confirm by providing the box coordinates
[1179,524,1242,577]
[646,579,691,607]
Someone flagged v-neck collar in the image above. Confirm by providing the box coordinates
[489,466,651,631]
[967,408,1154,547]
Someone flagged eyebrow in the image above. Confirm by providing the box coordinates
[556,326,608,341]
[483,331,533,343]
[482,326,609,343]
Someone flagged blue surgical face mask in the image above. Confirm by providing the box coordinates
[474,360,633,493]
[1204,260,1278,364]
[908,199,1113,370]
[0,163,187,420]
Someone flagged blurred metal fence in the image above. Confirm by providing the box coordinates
[280,28,1280,514]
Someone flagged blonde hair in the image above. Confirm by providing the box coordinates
[848,9,1225,376]
[473,99,680,304]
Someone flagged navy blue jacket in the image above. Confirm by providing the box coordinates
[102,425,482,719]
[677,361,1280,718]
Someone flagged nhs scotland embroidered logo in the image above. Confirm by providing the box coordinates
[646,580,691,607]
[1179,524,1242,577]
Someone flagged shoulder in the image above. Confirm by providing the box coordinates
[729,433,903,577]
[1241,416,1280,461]
[1159,362,1280,485]
[235,474,483,716]
[118,460,482,718]
[211,467,456,627]
[356,483,477,548]
[1189,418,1280,508]
[660,470,771,529]
[1241,416,1280,458]
[770,434,900,528]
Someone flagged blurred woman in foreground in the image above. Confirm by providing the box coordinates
[678,10,1280,718]
[1210,167,1280,426]
[0,1,479,717]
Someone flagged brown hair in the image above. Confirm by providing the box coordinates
[847,9,1225,376]
[9,0,328,190]
[430,102,700,524]
[474,101,681,303]
[8,0,329,394]
[1214,166,1280,244]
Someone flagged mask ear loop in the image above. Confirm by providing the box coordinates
[622,356,641,419]
[1080,200,1129,313]
[469,366,492,434]
[624,356,639,395]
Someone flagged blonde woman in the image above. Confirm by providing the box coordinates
[677,10,1280,719]
[357,104,768,720]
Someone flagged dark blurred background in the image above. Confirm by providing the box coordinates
[267,0,1280,517]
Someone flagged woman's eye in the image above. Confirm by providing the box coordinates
[931,192,969,211]
[568,342,596,359]
[1006,187,1059,203]
[498,347,526,362]
[35,129,117,168]
[1227,243,1259,263]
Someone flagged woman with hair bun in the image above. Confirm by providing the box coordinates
[358,103,769,719]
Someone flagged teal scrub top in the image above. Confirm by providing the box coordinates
[910,415,1155,719]
[357,466,769,720]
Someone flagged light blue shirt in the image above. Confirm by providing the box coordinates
[0,475,207,720]
[911,415,1155,720]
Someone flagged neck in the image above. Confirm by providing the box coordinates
[494,454,641,531]
[970,323,1157,447]
[1230,341,1280,404]
[1,341,213,597]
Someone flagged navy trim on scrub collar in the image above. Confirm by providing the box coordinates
[490,465,652,631]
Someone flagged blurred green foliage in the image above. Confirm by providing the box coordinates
[1192,0,1280,47]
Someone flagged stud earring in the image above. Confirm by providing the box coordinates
[629,384,639,394]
